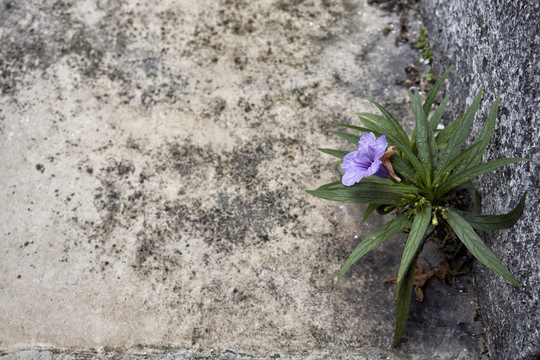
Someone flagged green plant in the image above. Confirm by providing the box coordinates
[416,26,432,64]
[307,68,527,346]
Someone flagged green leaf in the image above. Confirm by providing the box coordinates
[428,94,450,131]
[318,148,349,159]
[363,203,379,222]
[356,111,410,149]
[356,115,388,136]
[436,89,483,174]
[331,131,360,145]
[307,180,419,204]
[393,253,419,347]
[356,176,422,194]
[356,112,394,129]
[411,91,437,182]
[423,67,453,115]
[390,154,417,185]
[446,209,521,287]
[435,116,463,148]
[366,99,411,146]
[453,192,526,231]
[336,123,374,135]
[437,157,528,195]
[432,140,486,185]
[361,177,422,194]
[397,202,432,283]
[339,213,410,280]
[457,96,500,172]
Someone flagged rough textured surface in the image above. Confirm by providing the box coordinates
[1,0,483,358]
[421,1,540,359]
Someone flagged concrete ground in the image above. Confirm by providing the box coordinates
[1,0,483,359]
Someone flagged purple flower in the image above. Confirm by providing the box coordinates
[340,132,389,186]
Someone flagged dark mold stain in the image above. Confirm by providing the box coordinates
[0,1,187,105]
[84,136,307,285]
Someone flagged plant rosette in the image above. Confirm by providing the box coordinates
[307,68,527,346]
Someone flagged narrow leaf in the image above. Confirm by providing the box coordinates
[411,91,436,181]
[436,89,483,175]
[366,99,411,146]
[356,112,394,128]
[352,176,422,193]
[397,202,432,283]
[428,94,450,131]
[432,140,486,185]
[446,209,521,287]
[358,176,394,185]
[356,115,388,136]
[307,181,418,204]
[423,66,453,115]
[337,123,373,134]
[339,213,410,280]
[318,148,349,159]
[363,203,379,222]
[435,116,463,148]
[437,157,528,195]
[331,131,360,145]
[357,112,409,146]
[458,96,500,172]
[390,154,417,185]
[453,192,526,231]
[393,253,419,347]
[361,177,422,194]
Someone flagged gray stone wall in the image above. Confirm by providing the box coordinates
[421,1,539,359]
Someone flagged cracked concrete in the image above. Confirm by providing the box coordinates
[1,0,483,358]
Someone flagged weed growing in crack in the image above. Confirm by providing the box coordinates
[307,68,527,346]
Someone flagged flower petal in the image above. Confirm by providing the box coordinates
[373,162,390,178]
[341,151,371,186]
[357,132,377,159]
[373,135,388,159]
[340,133,390,186]
[342,168,366,186]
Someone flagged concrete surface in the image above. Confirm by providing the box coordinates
[1,0,483,358]
[421,1,540,359]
